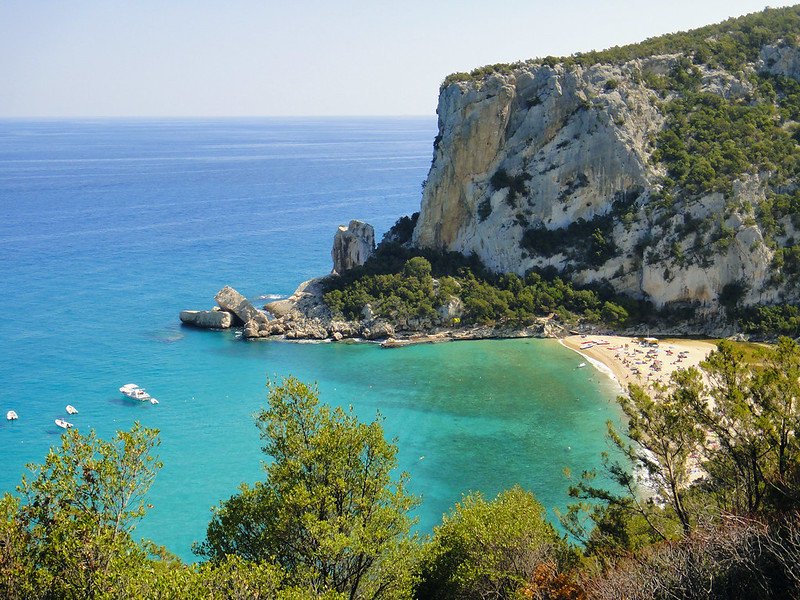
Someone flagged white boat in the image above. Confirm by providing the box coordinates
[149,398,159,405]
[66,404,78,415]
[6,410,18,421]
[577,362,587,368]
[120,383,151,402]
[55,418,73,429]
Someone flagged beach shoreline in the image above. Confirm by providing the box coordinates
[560,334,717,391]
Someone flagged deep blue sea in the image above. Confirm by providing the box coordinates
[0,117,621,560]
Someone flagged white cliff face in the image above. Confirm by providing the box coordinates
[413,75,516,251]
[412,56,783,310]
[331,220,375,274]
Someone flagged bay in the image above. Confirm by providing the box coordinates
[0,117,620,559]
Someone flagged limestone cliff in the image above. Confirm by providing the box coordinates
[332,220,375,274]
[412,41,800,314]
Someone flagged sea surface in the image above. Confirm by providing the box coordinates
[0,117,621,559]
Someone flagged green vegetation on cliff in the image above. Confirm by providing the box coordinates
[652,91,800,198]
[433,5,800,327]
[12,6,800,599]
[441,5,800,90]
[322,240,631,330]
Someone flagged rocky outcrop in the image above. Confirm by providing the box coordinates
[253,277,396,341]
[180,286,268,331]
[760,42,800,81]
[182,279,548,343]
[180,309,235,329]
[331,220,375,274]
[410,53,792,314]
[215,285,262,325]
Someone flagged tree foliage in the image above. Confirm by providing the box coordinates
[415,487,576,600]
[196,376,420,600]
[566,338,800,563]
[440,6,800,88]
[323,250,630,329]
[0,423,162,600]
[652,92,800,198]
[586,515,800,600]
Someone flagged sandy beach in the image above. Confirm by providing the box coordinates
[561,334,717,391]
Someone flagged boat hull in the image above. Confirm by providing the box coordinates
[120,383,150,402]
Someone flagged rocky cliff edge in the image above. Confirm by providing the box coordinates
[411,48,800,313]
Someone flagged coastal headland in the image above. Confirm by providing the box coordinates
[181,280,719,395]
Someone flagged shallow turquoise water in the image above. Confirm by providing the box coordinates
[0,118,620,559]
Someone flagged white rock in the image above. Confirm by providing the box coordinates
[215,285,261,324]
[331,220,375,274]
[180,310,235,329]
[411,55,780,313]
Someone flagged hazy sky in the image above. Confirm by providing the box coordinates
[0,1,794,117]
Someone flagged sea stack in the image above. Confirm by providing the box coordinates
[331,219,375,274]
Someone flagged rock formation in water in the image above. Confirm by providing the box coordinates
[215,285,263,325]
[180,286,267,331]
[410,13,800,319]
[179,308,235,329]
[331,220,375,274]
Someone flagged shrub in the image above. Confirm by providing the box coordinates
[415,487,575,600]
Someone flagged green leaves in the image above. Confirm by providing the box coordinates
[2,423,162,600]
[323,257,437,322]
[20,423,162,538]
[416,487,573,600]
[653,92,796,198]
[197,376,420,600]
[569,338,800,561]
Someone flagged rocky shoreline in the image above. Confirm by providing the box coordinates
[180,279,564,347]
[178,220,747,347]
[179,219,565,346]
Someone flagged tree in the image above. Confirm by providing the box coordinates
[694,338,800,514]
[196,376,420,600]
[562,369,706,557]
[415,487,576,600]
[565,339,800,564]
[0,423,162,600]
[613,370,706,535]
[402,256,433,281]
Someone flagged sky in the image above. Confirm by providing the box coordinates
[0,1,795,117]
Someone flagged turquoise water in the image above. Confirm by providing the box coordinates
[0,118,620,559]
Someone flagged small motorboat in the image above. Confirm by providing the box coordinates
[577,362,587,368]
[120,383,151,402]
[66,405,78,415]
[149,398,159,405]
[55,418,73,429]
[6,410,18,421]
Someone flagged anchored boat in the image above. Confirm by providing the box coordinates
[120,383,151,402]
